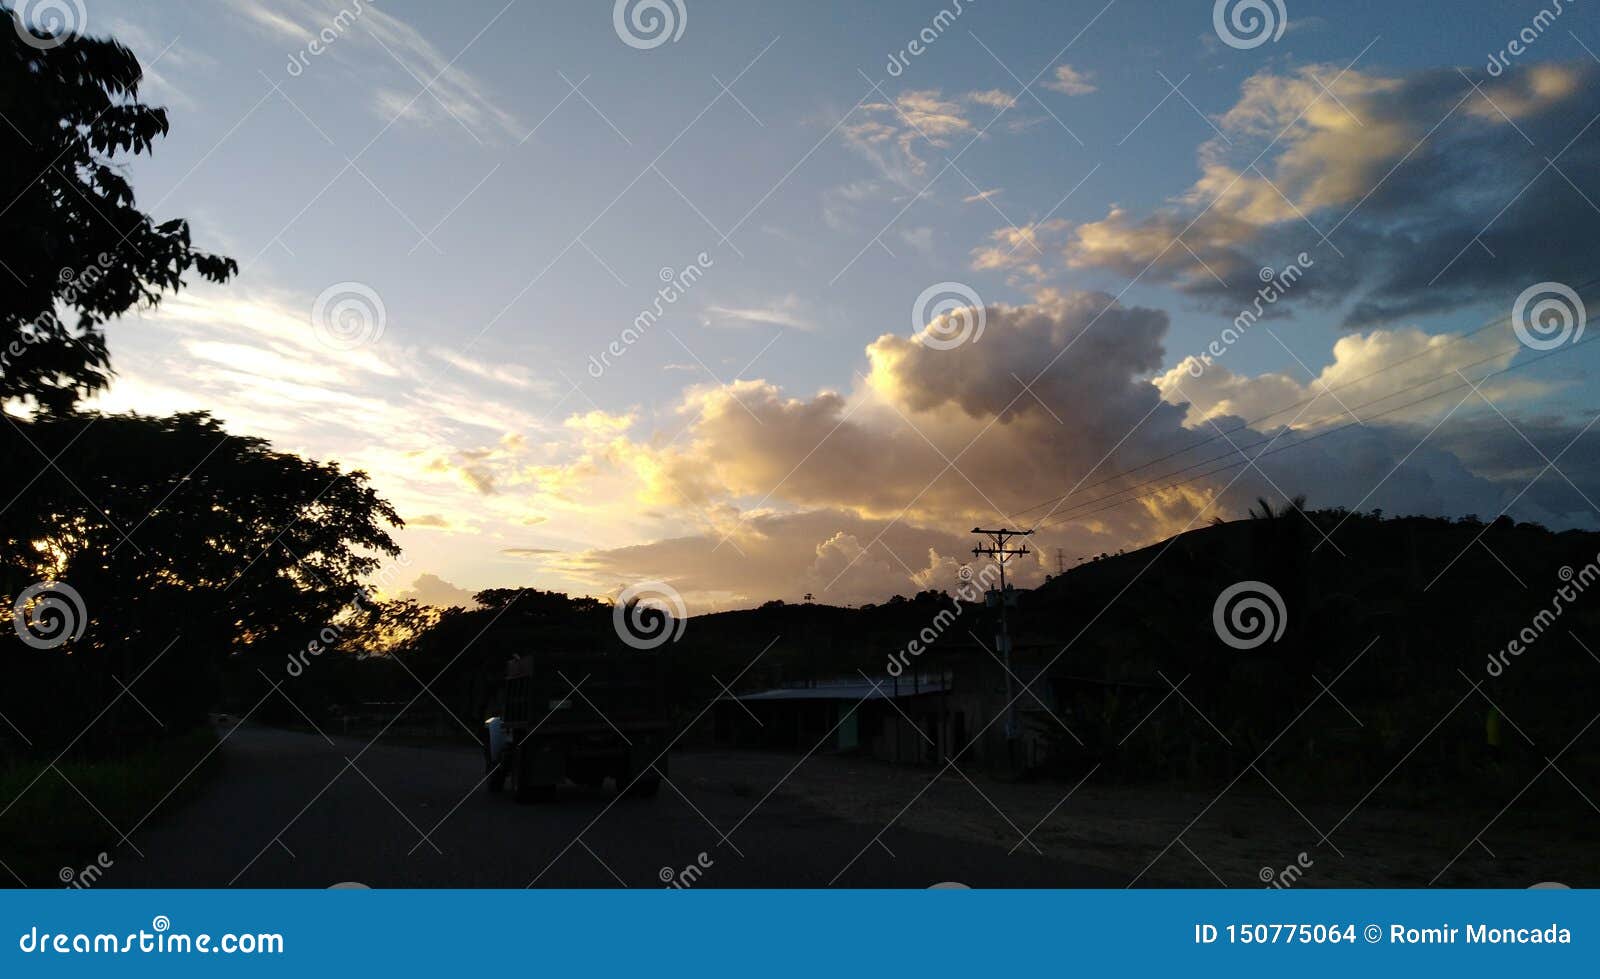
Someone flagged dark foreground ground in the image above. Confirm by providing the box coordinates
[51,720,1584,889]
[106,723,1124,888]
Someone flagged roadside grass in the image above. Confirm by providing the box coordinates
[0,727,221,887]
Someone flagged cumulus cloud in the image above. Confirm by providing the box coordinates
[1157,323,1556,428]
[1042,65,1097,96]
[970,219,1071,283]
[392,573,477,609]
[102,57,1598,614]
[528,286,1600,611]
[965,89,1016,109]
[112,281,1597,615]
[1061,60,1600,326]
[842,89,977,187]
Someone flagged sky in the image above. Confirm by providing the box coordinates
[45,0,1600,611]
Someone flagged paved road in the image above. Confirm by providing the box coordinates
[113,724,1126,888]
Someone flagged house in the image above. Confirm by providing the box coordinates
[712,649,1094,769]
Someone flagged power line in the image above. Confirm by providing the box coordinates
[970,527,1032,746]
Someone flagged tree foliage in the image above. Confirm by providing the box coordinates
[1,412,401,755]
[0,11,236,412]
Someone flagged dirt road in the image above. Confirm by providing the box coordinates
[107,724,1128,888]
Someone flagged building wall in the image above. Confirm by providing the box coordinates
[713,659,1065,770]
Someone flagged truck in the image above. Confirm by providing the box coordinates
[483,651,669,802]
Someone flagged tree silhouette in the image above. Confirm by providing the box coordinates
[1,10,236,412]
[1247,494,1306,520]
[0,412,401,754]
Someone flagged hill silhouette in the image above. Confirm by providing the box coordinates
[252,508,1598,821]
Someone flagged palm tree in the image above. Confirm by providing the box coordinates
[1247,494,1307,520]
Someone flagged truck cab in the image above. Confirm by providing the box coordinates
[485,651,669,802]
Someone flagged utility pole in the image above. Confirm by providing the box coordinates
[972,527,1033,751]
[1056,548,1066,575]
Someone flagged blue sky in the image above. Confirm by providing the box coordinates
[61,0,1600,609]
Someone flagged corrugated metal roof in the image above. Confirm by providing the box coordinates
[727,677,949,702]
